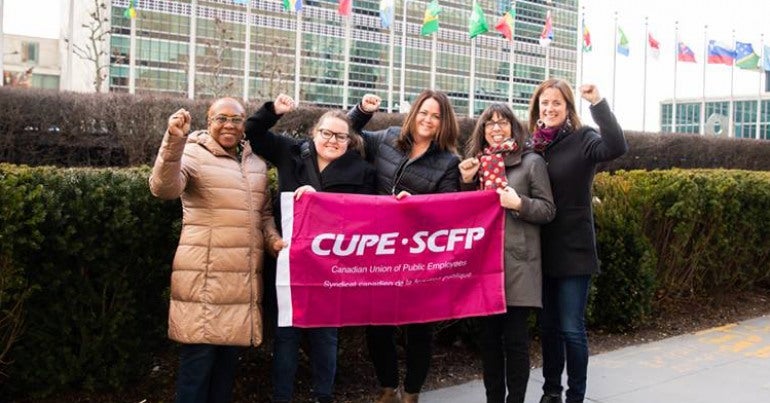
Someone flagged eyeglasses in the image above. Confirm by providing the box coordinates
[211,115,245,126]
[484,120,511,129]
[317,128,350,143]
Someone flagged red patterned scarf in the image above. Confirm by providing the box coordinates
[477,139,519,190]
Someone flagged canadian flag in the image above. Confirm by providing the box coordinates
[648,33,660,59]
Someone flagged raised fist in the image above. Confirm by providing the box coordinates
[361,94,381,113]
[167,108,191,138]
[274,94,296,115]
[580,84,602,106]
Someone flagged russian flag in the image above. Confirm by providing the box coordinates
[677,42,696,63]
[707,40,736,65]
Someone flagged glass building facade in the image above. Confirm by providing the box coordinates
[108,0,579,116]
[661,97,770,139]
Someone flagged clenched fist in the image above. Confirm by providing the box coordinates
[167,108,191,138]
[274,94,296,115]
[459,157,480,184]
[360,94,381,113]
[580,84,602,106]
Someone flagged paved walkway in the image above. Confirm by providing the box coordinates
[422,315,770,403]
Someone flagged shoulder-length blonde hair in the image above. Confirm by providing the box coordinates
[527,78,582,133]
[465,103,528,158]
[396,89,459,154]
[310,110,365,157]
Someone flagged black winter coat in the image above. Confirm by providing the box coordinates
[360,128,460,195]
[244,102,377,229]
[538,99,627,277]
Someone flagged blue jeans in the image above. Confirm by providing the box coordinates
[540,275,591,403]
[272,326,338,402]
[175,344,242,403]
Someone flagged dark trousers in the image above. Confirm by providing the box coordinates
[479,307,532,403]
[272,326,338,402]
[175,344,241,403]
[366,323,433,394]
[540,275,591,403]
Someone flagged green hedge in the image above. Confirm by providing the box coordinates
[0,164,180,397]
[2,165,770,397]
[3,88,770,171]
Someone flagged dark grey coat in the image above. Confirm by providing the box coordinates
[539,99,627,277]
[461,151,555,307]
[501,151,556,307]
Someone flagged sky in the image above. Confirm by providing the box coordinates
[2,0,768,131]
[2,0,60,39]
[580,0,769,131]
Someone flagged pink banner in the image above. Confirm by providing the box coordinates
[277,191,506,327]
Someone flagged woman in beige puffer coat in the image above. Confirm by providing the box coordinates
[150,98,281,403]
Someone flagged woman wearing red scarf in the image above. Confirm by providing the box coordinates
[459,103,555,403]
[529,80,627,403]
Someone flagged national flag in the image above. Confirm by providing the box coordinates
[338,0,352,16]
[468,1,489,39]
[581,18,592,52]
[735,42,759,70]
[379,0,394,28]
[283,0,302,12]
[764,45,770,72]
[539,10,553,47]
[494,8,516,41]
[616,27,629,56]
[648,33,660,59]
[677,42,696,63]
[707,40,736,65]
[421,0,442,36]
[124,0,137,19]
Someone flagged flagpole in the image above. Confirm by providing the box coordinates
[507,1,517,110]
[701,24,707,135]
[242,0,252,102]
[612,11,618,111]
[642,16,649,132]
[673,21,678,133]
[294,10,302,102]
[188,0,198,99]
[578,7,585,113]
[430,34,437,90]
[469,39,476,117]
[129,15,136,94]
[387,7,395,113]
[399,0,408,111]
[543,7,550,79]
[758,34,764,139]
[0,0,4,88]
[342,13,352,109]
[66,0,75,90]
[729,29,735,138]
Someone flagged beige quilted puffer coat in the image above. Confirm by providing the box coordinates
[149,130,280,346]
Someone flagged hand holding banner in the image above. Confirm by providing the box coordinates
[277,191,506,327]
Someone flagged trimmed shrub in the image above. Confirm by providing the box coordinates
[3,88,770,170]
[0,164,180,397]
[589,172,657,330]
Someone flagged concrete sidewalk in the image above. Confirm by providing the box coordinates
[422,315,770,403]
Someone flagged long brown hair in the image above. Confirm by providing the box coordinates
[465,103,528,158]
[310,110,365,157]
[396,89,459,154]
[527,78,582,133]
